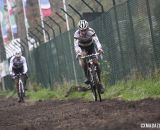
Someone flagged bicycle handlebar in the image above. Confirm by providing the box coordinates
[12,73,23,79]
[80,52,101,59]
[16,73,23,76]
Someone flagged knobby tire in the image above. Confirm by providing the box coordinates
[90,64,102,102]
[18,79,25,103]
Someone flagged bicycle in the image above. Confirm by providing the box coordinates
[14,73,25,103]
[81,52,103,102]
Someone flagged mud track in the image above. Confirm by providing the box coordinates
[0,97,160,130]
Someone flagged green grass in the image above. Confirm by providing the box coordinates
[0,90,17,98]
[1,75,160,101]
[104,78,160,101]
[26,81,73,101]
[26,89,57,100]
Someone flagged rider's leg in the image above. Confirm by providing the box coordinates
[93,59,101,81]
[15,78,21,102]
[94,59,105,93]
[23,74,28,90]
[12,69,19,94]
[95,62,101,82]
[79,58,90,84]
[15,79,19,92]
[18,66,28,90]
[84,63,90,84]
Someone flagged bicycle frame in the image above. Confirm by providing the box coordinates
[81,53,102,101]
[16,74,25,103]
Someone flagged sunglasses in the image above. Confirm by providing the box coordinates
[80,29,87,32]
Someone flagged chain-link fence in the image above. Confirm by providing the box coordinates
[3,0,160,89]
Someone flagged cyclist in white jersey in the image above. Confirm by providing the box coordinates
[74,19,104,93]
[9,50,28,90]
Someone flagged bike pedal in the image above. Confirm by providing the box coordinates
[18,99,21,103]
[84,80,90,85]
[86,85,91,90]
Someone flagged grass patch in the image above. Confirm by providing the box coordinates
[0,90,17,98]
[27,89,56,100]
[27,76,160,101]
[1,74,160,101]
[104,78,160,100]
[26,81,79,101]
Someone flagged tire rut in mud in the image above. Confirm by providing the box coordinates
[0,97,160,130]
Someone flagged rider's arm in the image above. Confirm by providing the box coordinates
[88,28,102,50]
[22,57,28,74]
[74,38,82,55]
[9,57,14,75]
[92,34,102,50]
[74,30,82,55]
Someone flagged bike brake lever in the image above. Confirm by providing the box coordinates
[99,54,103,60]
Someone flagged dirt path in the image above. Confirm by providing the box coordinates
[0,97,160,130]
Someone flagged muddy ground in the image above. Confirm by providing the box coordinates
[0,96,160,130]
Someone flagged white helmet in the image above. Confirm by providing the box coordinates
[15,49,22,57]
[77,20,89,30]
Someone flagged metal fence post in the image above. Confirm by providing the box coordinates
[146,0,158,69]
[113,0,126,78]
[21,39,29,48]
[81,0,95,12]
[43,21,55,38]
[16,39,28,48]
[127,0,138,71]
[28,31,41,45]
[37,24,51,41]
[94,0,104,13]
[60,9,78,84]
[55,12,66,22]
[61,8,76,27]
[68,4,83,19]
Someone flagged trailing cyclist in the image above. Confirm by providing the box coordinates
[9,50,28,95]
[74,19,105,94]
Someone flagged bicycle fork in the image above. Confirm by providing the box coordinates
[18,79,25,102]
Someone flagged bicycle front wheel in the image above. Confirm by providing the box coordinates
[18,80,25,102]
[92,69,102,102]
[89,65,102,102]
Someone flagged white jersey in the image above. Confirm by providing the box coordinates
[9,56,28,74]
[74,27,102,55]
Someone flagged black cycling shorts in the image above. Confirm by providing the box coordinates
[79,43,96,55]
[13,66,24,75]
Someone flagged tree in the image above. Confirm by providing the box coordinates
[153,0,160,67]
[0,27,6,62]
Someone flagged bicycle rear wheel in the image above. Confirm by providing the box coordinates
[18,80,25,102]
[93,67,102,102]
[90,65,102,102]
[90,83,97,101]
[96,83,102,102]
